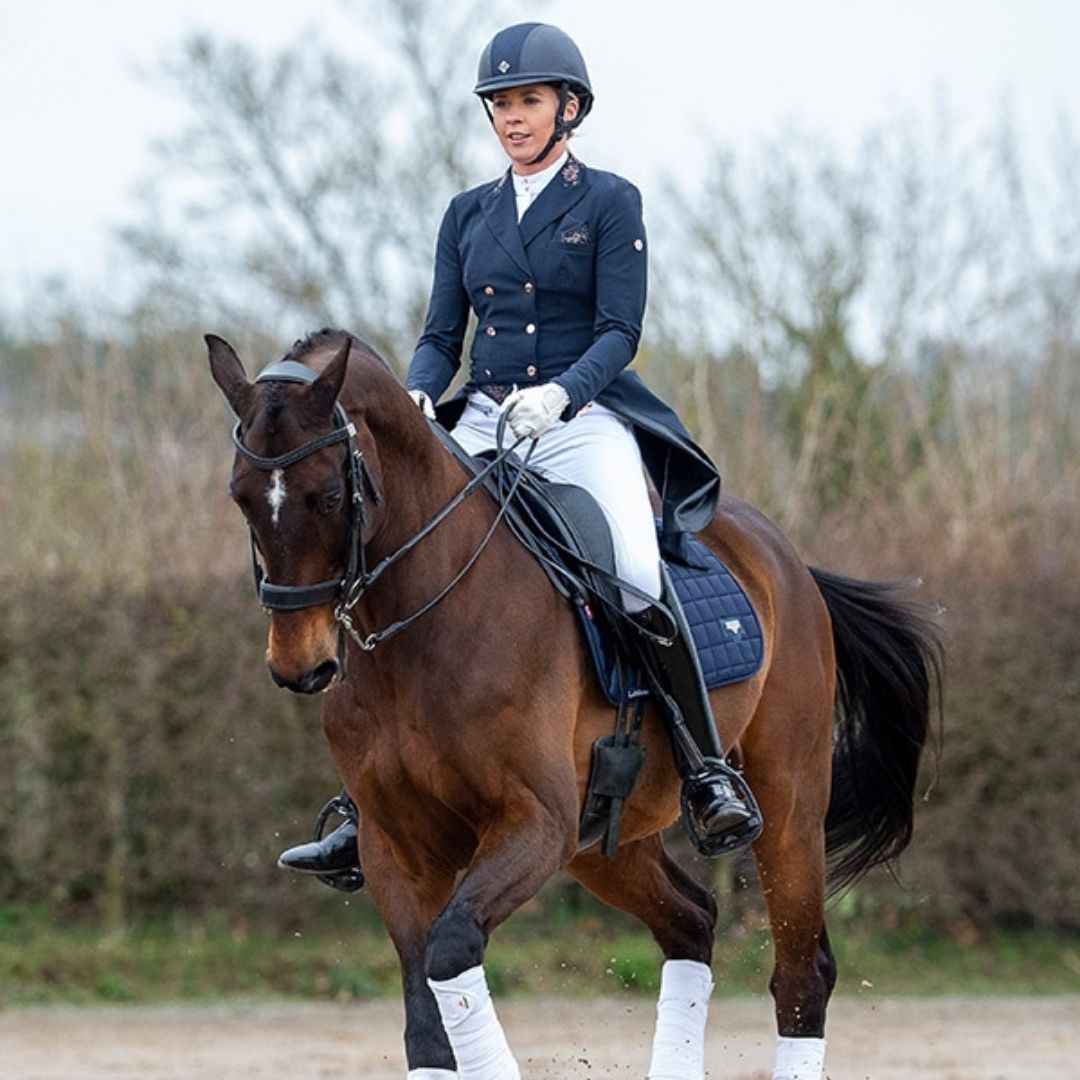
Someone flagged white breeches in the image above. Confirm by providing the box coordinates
[452,391,662,609]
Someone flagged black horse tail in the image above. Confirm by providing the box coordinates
[810,567,943,893]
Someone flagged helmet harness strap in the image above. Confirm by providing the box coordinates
[526,80,573,167]
[480,81,584,169]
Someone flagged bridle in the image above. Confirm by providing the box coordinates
[232,361,377,622]
[231,360,530,664]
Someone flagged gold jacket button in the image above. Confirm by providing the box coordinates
[526,364,537,377]
[485,326,497,337]
[484,285,495,296]
[525,323,536,334]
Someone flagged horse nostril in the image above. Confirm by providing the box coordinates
[300,659,340,694]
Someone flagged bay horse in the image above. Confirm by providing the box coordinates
[207,328,940,1079]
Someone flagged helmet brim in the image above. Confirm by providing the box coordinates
[474,73,591,99]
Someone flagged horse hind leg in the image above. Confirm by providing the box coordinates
[740,703,835,1079]
[569,835,718,1080]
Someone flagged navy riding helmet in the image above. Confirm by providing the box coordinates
[474,23,593,164]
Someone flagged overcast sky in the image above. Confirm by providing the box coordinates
[1,0,1076,305]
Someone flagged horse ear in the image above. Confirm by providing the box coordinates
[308,337,350,420]
[206,334,254,418]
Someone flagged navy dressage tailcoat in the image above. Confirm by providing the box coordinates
[405,155,721,565]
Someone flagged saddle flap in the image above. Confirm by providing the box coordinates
[524,480,616,579]
[429,419,620,604]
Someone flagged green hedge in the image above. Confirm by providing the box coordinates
[0,574,1077,931]
[903,579,1080,929]
[0,578,342,929]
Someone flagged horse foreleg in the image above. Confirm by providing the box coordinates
[424,794,577,1080]
[570,836,718,1080]
[362,822,459,1078]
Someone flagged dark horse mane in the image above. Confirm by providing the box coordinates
[251,329,394,433]
[286,327,388,370]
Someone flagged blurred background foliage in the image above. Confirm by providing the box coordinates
[1,0,1078,994]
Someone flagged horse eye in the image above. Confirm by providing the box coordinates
[314,485,344,515]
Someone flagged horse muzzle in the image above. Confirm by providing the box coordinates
[266,610,342,694]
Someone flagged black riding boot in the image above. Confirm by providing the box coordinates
[632,572,763,856]
[277,791,365,893]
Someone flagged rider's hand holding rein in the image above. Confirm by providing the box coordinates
[504,382,571,439]
[408,389,436,419]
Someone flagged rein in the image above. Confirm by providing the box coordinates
[336,413,533,651]
[232,361,533,660]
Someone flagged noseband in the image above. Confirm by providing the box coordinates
[232,359,530,660]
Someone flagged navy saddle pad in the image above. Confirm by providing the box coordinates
[577,528,765,706]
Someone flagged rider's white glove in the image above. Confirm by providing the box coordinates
[408,389,435,419]
[504,382,571,440]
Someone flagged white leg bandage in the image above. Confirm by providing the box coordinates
[407,1071,458,1079]
[772,1035,826,1079]
[427,965,519,1080]
[647,959,714,1080]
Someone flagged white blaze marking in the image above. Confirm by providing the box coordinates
[267,469,287,526]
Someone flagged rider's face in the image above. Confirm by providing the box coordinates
[490,84,578,175]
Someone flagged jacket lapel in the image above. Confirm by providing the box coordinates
[480,172,532,277]
[519,155,591,248]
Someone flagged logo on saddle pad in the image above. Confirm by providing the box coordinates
[723,618,744,639]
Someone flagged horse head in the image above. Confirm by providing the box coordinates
[207,329,385,694]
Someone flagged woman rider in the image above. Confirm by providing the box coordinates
[278,22,762,890]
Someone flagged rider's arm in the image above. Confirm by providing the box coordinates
[550,179,647,416]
